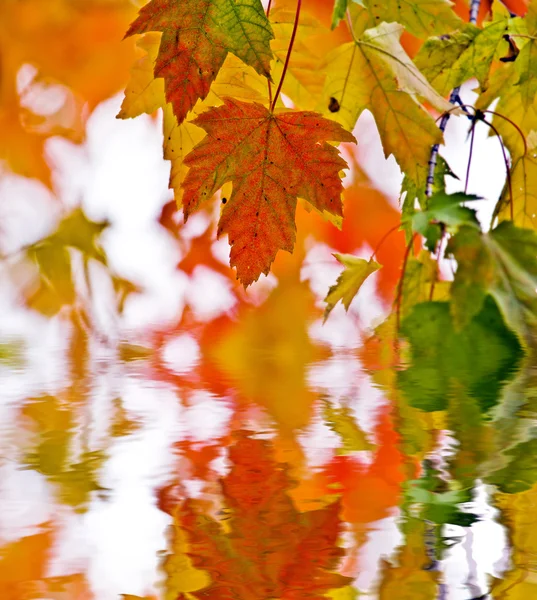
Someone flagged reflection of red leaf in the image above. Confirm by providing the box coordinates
[320,407,405,525]
[0,526,53,596]
[177,432,352,599]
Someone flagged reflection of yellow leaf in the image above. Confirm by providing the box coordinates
[492,483,537,599]
[210,280,317,431]
[326,585,360,599]
[378,518,438,600]
[0,526,53,592]
[164,508,211,600]
[323,399,373,454]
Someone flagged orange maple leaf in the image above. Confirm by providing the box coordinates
[182,98,355,285]
[125,0,274,124]
[174,432,353,599]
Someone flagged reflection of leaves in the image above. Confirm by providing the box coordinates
[447,222,537,336]
[323,398,373,454]
[210,280,316,431]
[324,255,381,321]
[399,298,522,412]
[492,483,537,597]
[487,437,537,493]
[378,517,438,600]
[22,396,105,511]
[0,526,52,594]
[176,432,352,599]
[408,462,477,529]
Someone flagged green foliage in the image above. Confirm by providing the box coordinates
[399,297,523,412]
[447,221,537,336]
[487,436,537,493]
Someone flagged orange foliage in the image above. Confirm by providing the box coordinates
[176,432,352,599]
[0,0,136,184]
[182,99,355,285]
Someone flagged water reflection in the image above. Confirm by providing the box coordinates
[0,131,535,600]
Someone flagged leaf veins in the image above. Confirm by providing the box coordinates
[182,98,356,286]
[125,0,274,124]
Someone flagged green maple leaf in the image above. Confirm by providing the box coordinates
[447,221,537,337]
[125,0,274,124]
[357,0,462,38]
[415,6,514,96]
[411,191,481,252]
[324,254,381,321]
[398,298,522,412]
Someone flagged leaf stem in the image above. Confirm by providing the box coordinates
[395,233,417,335]
[266,0,273,106]
[465,119,477,193]
[271,0,301,111]
[425,0,481,198]
[371,224,401,260]
[483,109,528,156]
[485,118,515,220]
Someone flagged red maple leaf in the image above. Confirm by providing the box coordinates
[182,98,355,285]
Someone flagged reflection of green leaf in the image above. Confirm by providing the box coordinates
[399,297,522,412]
[447,222,537,336]
[408,462,477,528]
[487,437,537,493]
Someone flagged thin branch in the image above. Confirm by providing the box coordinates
[482,109,528,156]
[271,0,301,111]
[465,119,477,193]
[425,0,482,198]
[395,233,417,335]
[484,118,515,220]
[371,224,401,260]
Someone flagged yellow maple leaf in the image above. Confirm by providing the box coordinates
[119,33,268,207]
[324,254,381,321]
[321,22,453,189]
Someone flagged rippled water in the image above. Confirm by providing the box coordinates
[1,271,533,600]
